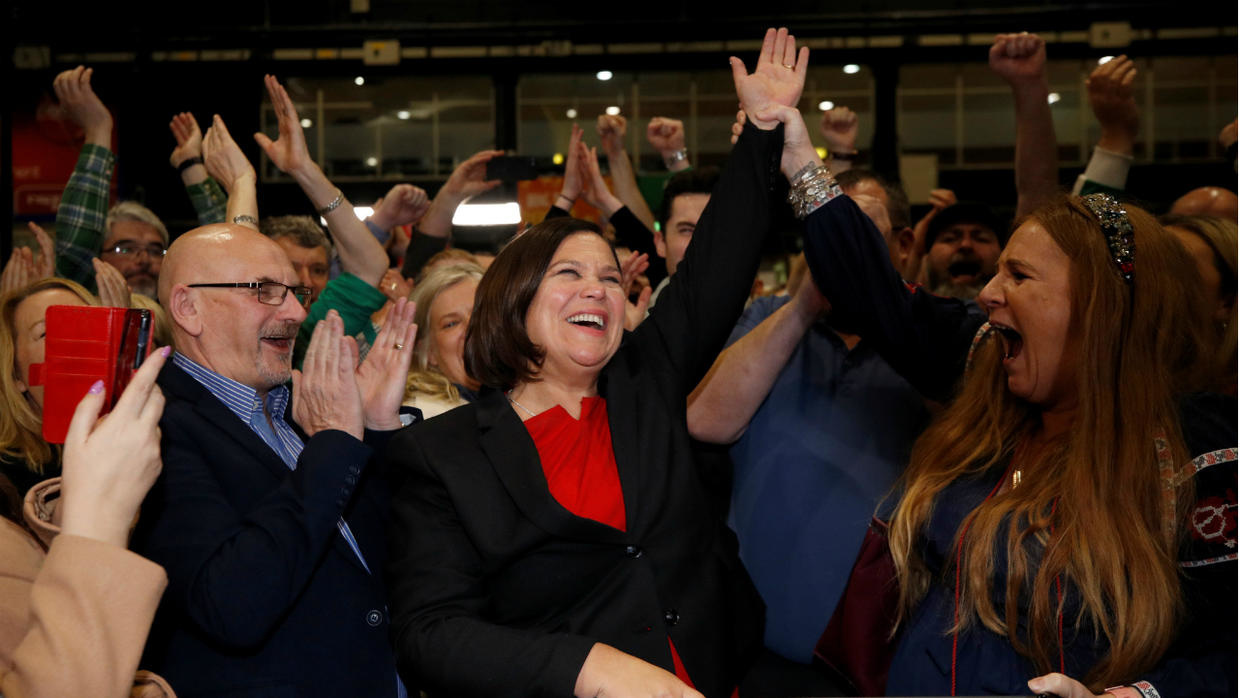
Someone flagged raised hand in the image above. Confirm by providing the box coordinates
[169,112,204,168]
[596,114,627,155]
[52,66,113,146]
[28,222,56,281]
[729,28,809,130]
[819,106,859,156]
[0,247,36,296]
[559,124,586,206]
[1086,55,1139,153]
[60,346,169,548]
[92,258,132,308]
[254,74,313,176]
[379,268,413,303]
[292,310,364,439]
[370,184,431,230]
[203,114,257,194]
[646,117,685,155]
[355,297,416,431]
[1220,118,1238,151]
[578,145,622,215]
[988,33,1047,86]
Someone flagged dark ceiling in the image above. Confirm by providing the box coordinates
[7,0,1235,52]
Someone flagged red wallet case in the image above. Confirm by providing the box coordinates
[28,305,152,444]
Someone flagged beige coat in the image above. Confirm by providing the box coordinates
[0,478,174,698]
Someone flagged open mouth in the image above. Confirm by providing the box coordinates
[992,323,1023,360]
[948,259,983,279]
[567,312,605,330]
[262,335,295,352]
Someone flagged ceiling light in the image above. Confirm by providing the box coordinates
[605,106,621,116]
[1098,56,1114,65]
[843,64,861,74]
[552,153,565,165]
[396,110,411,120]
[365,156,378,167]
[354,76,365,86]
[596,70,613,81]
[1047,92,1061,105]
[452,202,522,226]
[566,108,578,119]
[300,118,313,128]
[818,100,835,111]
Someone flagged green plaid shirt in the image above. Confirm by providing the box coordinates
[187,177,227,226]
[54,143,114,291]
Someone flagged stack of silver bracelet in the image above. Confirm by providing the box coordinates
[786,162,843,219]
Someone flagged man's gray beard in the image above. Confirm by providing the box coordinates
[129,277,158,299]
[927,275,990,301]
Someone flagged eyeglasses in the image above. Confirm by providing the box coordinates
[105,244,167,258]
[187,282,312,307]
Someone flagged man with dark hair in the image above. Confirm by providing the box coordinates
[649,167,720,308]
[921,201,1005,300]
[260,215,333,303]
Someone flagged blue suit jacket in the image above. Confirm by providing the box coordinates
[131,362,399,697]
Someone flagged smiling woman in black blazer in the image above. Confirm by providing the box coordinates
[384,28,809,698]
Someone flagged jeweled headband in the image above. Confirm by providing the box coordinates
[1081,193,1134,284]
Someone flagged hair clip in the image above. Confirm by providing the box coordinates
[1081,193,1134,284]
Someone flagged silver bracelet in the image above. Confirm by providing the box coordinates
[317,190,345,216]
[232,214,257,225]
[663,148,689,168]
[786,162,842,219]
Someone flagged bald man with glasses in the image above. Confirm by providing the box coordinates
[129,223,416,697]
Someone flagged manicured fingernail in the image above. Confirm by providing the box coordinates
[88,380,104,394]
[160,346,172,357]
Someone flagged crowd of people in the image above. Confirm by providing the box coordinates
[0,24,1235,698]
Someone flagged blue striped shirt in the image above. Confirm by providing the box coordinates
[171,352,371,573]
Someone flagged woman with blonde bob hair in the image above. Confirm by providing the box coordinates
[763,101,1234,697]
[0,277,98,497]
[402,261,485,418]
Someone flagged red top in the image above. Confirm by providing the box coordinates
[523,397,700,690]
[524,396,626,532]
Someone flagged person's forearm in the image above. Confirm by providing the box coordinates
[291,164,388,286]
[186,177,228,226]
[603,147,657,231]
[225,174,259,231]
[1011,80,1059,220]
[178,162,209,187]
[54,144,114,290]
[418,193,464,239]
[688,298,818,443]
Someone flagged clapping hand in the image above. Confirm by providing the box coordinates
[169,112,204,168]
[292,310,364,439]
[92,258,132,308]
[355,298,417,431]
[0,223,56,295]
[254,75,313,176]
[559,124,586,205]
[203,114,257,194]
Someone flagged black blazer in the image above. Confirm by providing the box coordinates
[131,362,400,697]
[384,122,782,698]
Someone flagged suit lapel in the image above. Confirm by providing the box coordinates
[476,390,627,543]
[159,364,292,484]
[599,368,643,534]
